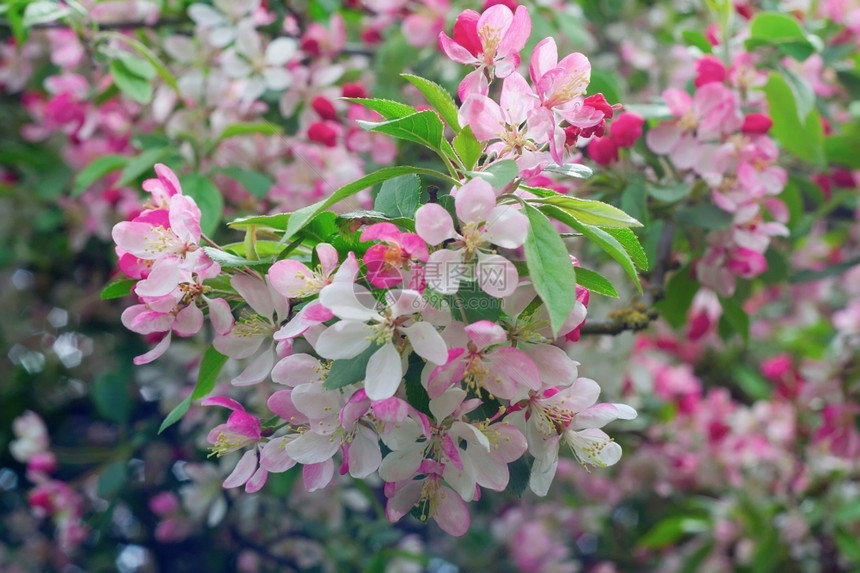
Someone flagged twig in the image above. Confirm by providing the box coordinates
[580,221,676,336]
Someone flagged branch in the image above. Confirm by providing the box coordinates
[580,221,676,336]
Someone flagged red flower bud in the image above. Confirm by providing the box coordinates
[307,122,339,147]
[694,55,727,87]
[741,113,773,135]
[342,82,369,99]
[311,96,338,121]
[608,112,644,148]
[587,136,619,166]
[583,93,614,120]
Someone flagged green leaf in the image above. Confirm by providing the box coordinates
[541,205,643,291]
[675,203,734,229]
[746,11,814,60]
[159,346,229,434]
[834,499,860,525]
[358,110,446,154]
[620,176,648,226]
[448,288,502,323]
[765,72,825,166]
[543,163,594,179]
[624,103,673,120]
[158,395,192,434]
[324,344,379,390]
[229,213,290,232]
[575,267,618,297]
[605,228,649,271]
[681,29,713,53]
[73,154,130,196]
[587,68,622,104]
[507,456,531,498]
[523,204,576,335]
[110,59,153,104]
[192,346,229,400]
[219,167,273,199]
[647,181,692,203]
[467,159,519,189]
[779,66,816,123]
[638,516,709,549]
[93,372,132,425]
[732,364,772,400]
[452,125,482,171]
[342,97,417,120]
[22,1,70,27]
[101,278,136,300]
[102,32,180,92]
[202,246,268,268]
[537,195,643,228]
[825,134,860,168]
[217,122,283,141]
[97,460,128,497]
[836,527,860,563]
[117,147,172,187]
[790,256,860,283]
[401,73,461,133]
[374,174,421,218]
[655,264,699,328]
[179,174,224,237]
[280,166,456,244]
[718,295,749,342]
[116,52,156,80]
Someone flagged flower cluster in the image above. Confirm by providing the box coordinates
[646,53,789,296]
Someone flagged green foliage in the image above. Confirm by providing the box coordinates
[523,204,577,335]
[179,174,224,237]
[374,174,421,218]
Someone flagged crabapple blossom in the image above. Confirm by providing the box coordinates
[415,177,527,297]
[438,4,532,99]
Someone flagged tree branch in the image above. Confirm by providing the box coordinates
[580,221,676,336]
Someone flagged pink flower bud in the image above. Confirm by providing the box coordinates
[726,247,767,278]
[483,0,519,10]
[342,82,368,99]
[583,93,614,120]
[311,96,338,121]
[587,136,619,165]
[307,121,338,147]
[694,55,727,87]
[609,112,644,148]
[761,354,792,381]
[149,491,180,516]
[741,113,773,134]
[27,451,57,475]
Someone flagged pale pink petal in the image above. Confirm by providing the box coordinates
[364,343,403,400]
[260,438,298,473]
[385,480,423,522]
[464,320,507,350]
[425,249,466,295]
[244,467,268,493]
[458,94,502,141]
[265,37,297,65]
[284,431,340,464]
[427,349,468,399]
[498,5,531,55]
[231,350,274,386]
[223,450,257,488]
[399,322,448,364]
[347,427,382,478]
[457,68,490,100]
[646,123,682,155]
[316,243,339,274]
[522,344,578,387]
[415,203,456,245]
[133,333,172,365]
[173,304,204,337]
[202,396,245,411]
[484,347,540,398]
[314,321,373,359]
[529,37,558,85]
[433,485,471,536]
[213,332,263,360]
[319,281,379,322]
[438,33,478,65]
[135,262,181,297]
[303,459,334,492]
[485,205,528,249]
[268,259,314,298]
[266,389,307,423]
[455,178,496,224]
[476,252,519,298]
[379,447,425,482]
[206,297,234,335]
[499,72,536,125]
[231,274,274,319]
[271,353,319,386]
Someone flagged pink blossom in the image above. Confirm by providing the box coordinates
[438,5,532,99]
[414,178,527,297]
[360,223,428,288]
